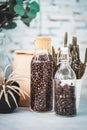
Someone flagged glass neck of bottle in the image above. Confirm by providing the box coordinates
[60,53,70,66]
[60,61,70,69]
[35,48,49,55]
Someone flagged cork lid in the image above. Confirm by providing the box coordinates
[35,37,51,49]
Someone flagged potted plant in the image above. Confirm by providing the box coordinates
[0,64,29,113]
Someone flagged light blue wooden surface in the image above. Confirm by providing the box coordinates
[0,89,87,130]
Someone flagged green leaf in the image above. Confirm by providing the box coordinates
[27,9,36,18]
[14,4,25,16]
[28,1,40,12]
[21,17,32,26]
[15,0,23,4]
[3,21,17,29]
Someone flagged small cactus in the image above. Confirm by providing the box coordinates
[69,36,86,79]
[72,36,77,46]
[51,32,86,79]
[51,46,60,77]
[64,32,68,47]
[84,48,87,65]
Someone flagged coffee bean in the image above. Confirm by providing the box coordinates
[55,81,76,116]
[31,54,53,112]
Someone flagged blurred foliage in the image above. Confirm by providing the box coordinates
[0,0,40,29]
[52,32,87,79]
[51,46,61,78]
[69,36,87,79]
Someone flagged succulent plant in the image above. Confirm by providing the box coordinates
[51,46,60,77]
[51,32,87,79]
[0,64,29,113]
[84,48,87,65]
[69,36,86,79]
[64,32,68,47]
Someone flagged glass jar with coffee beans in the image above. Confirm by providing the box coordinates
[54,47,76,116]
[30,37,53,112]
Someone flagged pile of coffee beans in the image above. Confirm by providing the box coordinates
[55,81,76,116]
[31,54,53,112]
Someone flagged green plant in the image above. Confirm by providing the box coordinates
[0,0,40,29]
[0,64,29,109]
[51,46,60,77]
[51,32,87,79]
[69,36,86,79]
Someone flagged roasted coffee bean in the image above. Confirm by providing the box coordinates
[31,54,53,112]
[55,82,76,116]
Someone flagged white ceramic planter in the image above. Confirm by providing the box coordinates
[76,79,82,110]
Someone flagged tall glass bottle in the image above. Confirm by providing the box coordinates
[54,47,76,116]
[30,37,53,112]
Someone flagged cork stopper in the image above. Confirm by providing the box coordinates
[35,37,51,49]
